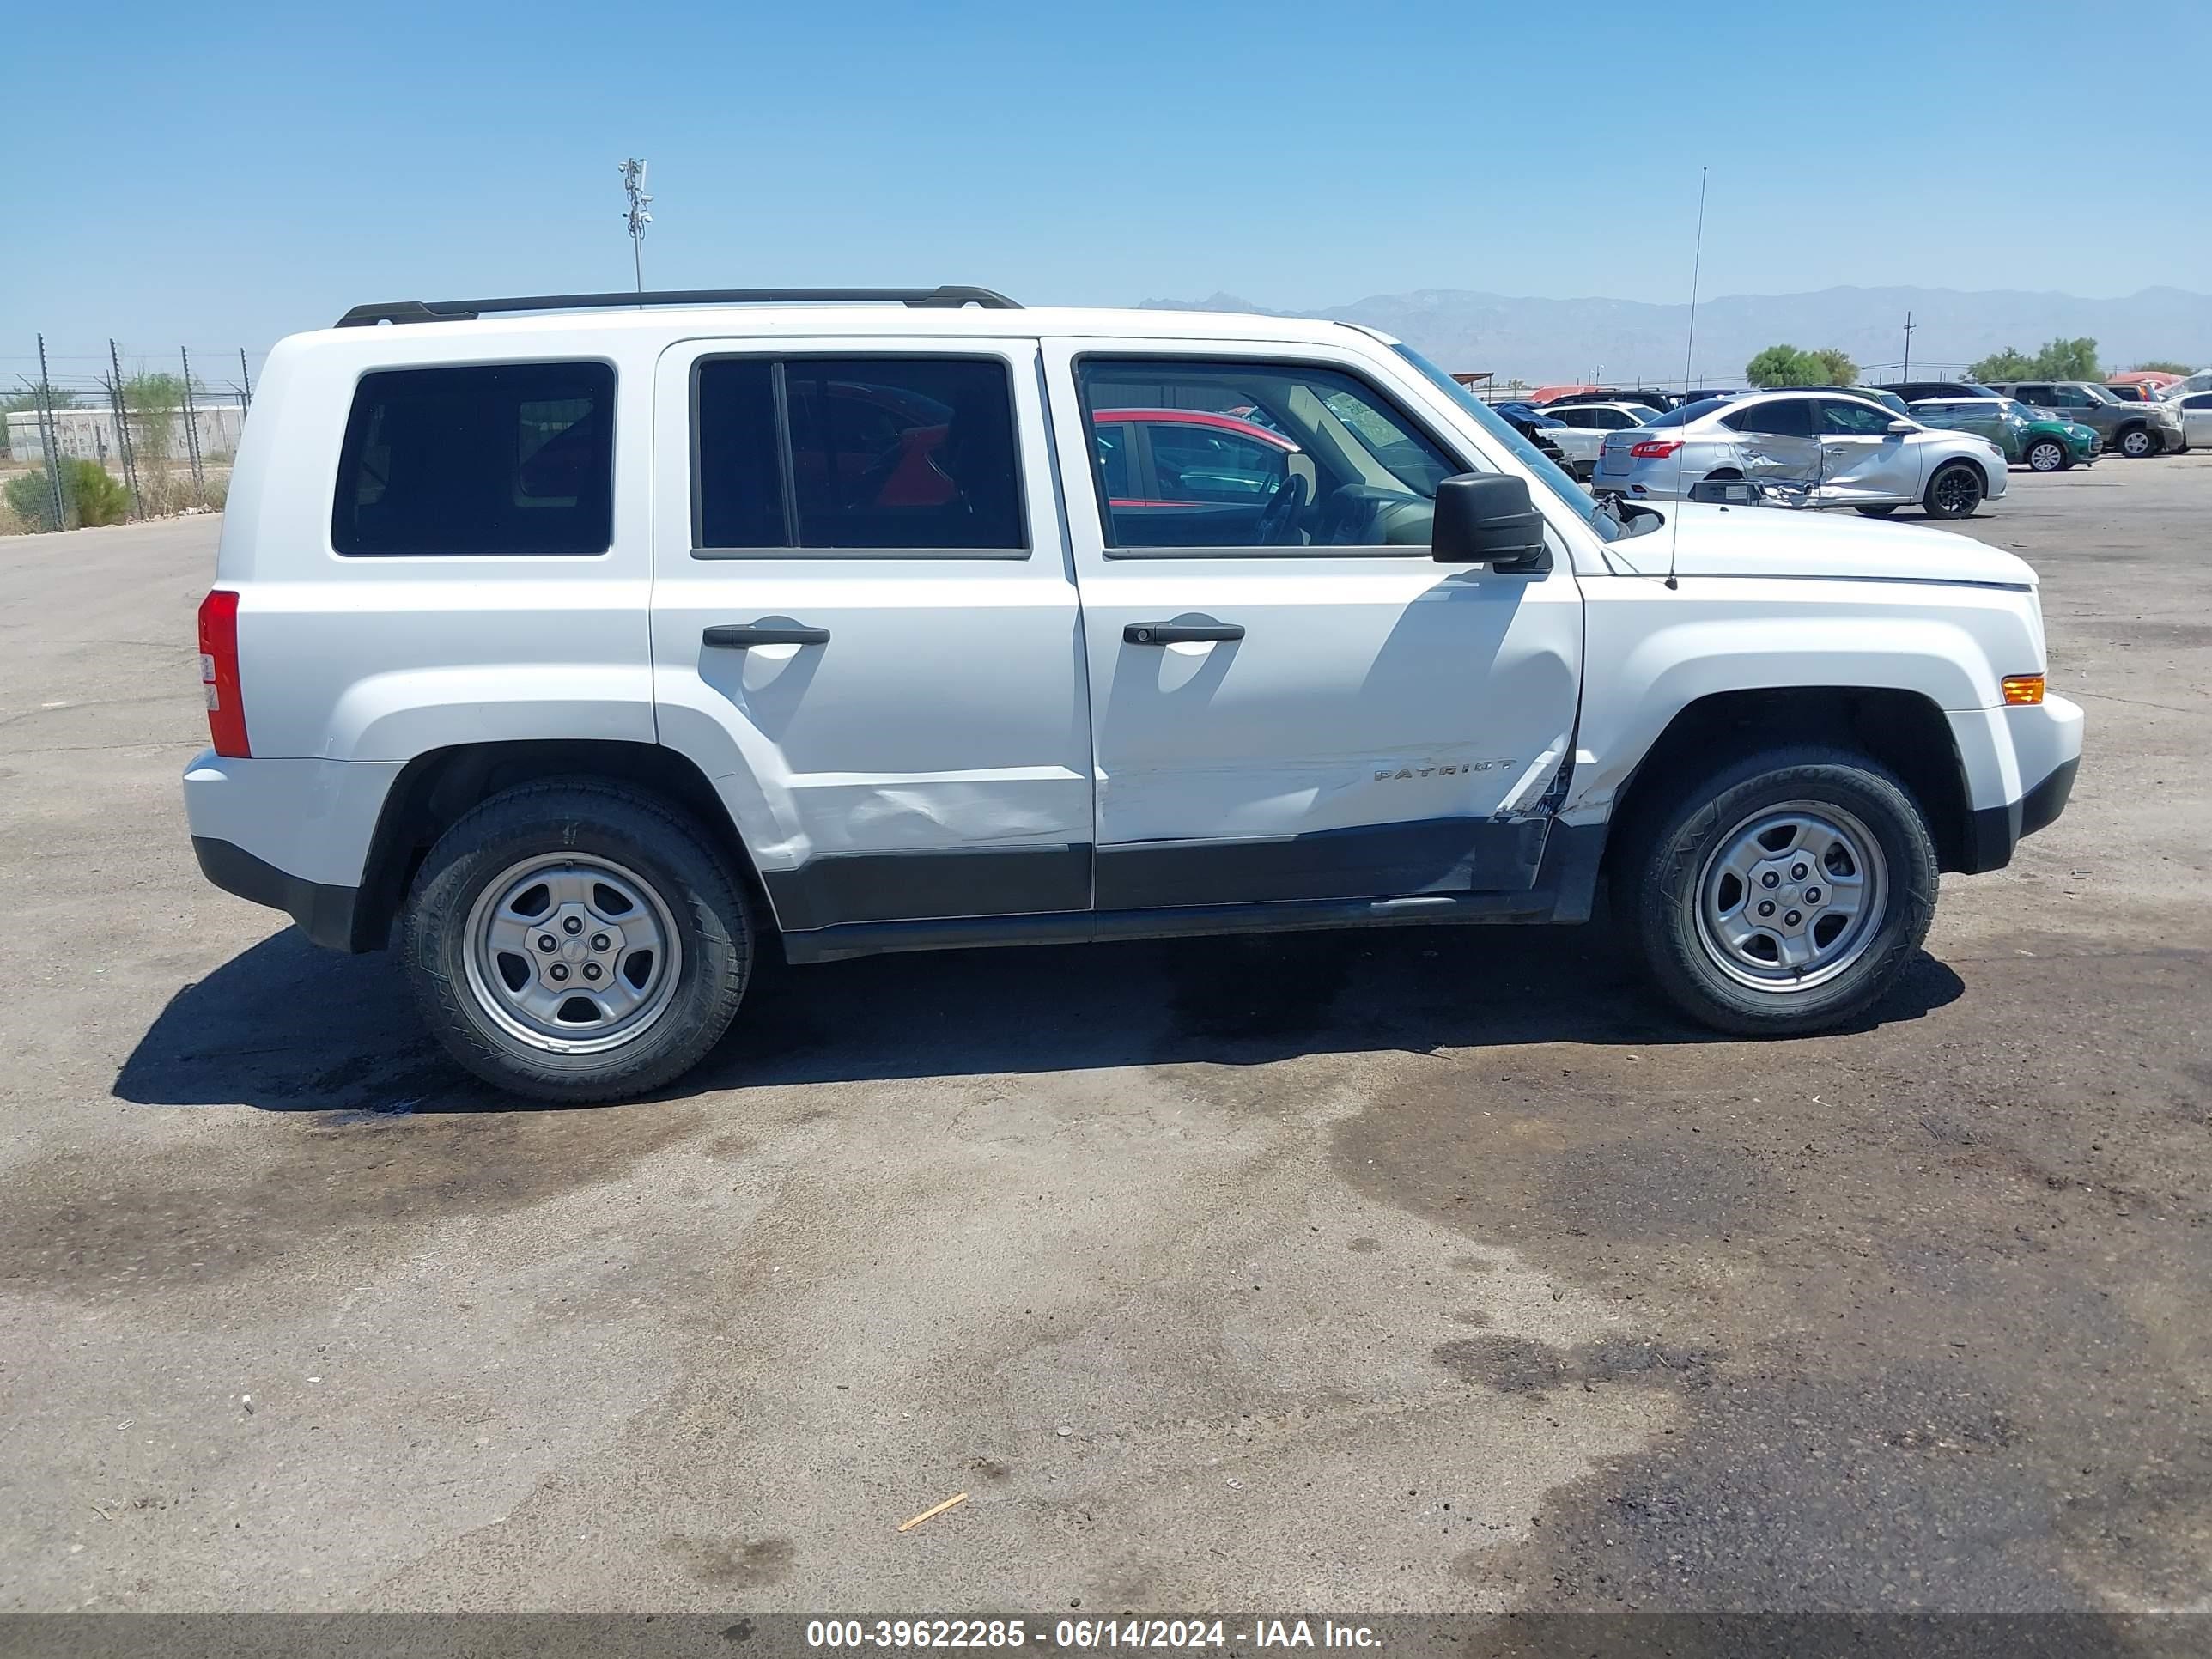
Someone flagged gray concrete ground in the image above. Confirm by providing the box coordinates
[0,462,2206,1615]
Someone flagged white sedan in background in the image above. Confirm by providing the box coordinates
[1594,390,2010,519]
[1534,400,1667,480]
[2171,390,2212,449]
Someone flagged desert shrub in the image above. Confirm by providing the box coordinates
[3,471,52,530]
[2,460,131,530]
[69,459,131,526]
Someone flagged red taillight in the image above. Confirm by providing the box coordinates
[1629,439,1683,459]
[197,589,250,757]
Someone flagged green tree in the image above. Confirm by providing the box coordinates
[121,370,187,465]
[1745,344,1825,387]
[1968,346,2039,381]
[1969,337,2101,383]
[1808,347,1858,386]
[2036,337,2100,380]
[2125,359,2194,375]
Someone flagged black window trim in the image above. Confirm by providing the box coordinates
[688,348,1033,562]
[1071,349,1486,562]
[328,356,620,562]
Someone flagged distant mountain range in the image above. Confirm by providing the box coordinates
[1139,285,2212,387]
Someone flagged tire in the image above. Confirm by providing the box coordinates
[2026,438,2068,473]
[2117,425,2154,459]
[1923,462,1984,520]
[401,780,753,1102]
[1620,744,1939,1036]
[1855,504,1899,517]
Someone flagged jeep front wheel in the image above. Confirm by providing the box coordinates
[401,781,752,1101]
[1622,746,1938,1036]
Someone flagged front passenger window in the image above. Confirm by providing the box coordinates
[1817,398,1897,436]
[1076,359,1462,552]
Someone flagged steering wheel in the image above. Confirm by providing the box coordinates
[1255,471,1309,545]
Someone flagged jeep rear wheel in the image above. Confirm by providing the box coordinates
[402,781,752,1101]
[1621,746,1938,1036]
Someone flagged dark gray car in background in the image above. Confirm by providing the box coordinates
[1990,380,2187,458]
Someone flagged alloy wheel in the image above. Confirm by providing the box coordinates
[1931,468,1980,516]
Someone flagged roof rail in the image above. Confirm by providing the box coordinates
[334,285,1022,328]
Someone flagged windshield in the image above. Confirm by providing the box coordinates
[2078,383,2121,404]
[1646,397,1728,428]
[1999,399,2040,422]
[1390,344,1620,538]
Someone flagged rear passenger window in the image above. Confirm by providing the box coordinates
[332,362,613,556]
[1723,398,1815,438]
[693,356,1025,554]
[787,360,1023,550]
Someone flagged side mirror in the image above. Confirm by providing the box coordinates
[1885,419,1915,435]
[1431,472,1549,570]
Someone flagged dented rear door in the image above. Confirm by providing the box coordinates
[648,334,1093,933]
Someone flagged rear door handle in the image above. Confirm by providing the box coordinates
[1125,618,1244,645]
[702,622,830,648]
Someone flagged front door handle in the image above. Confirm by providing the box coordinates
[1125,617,1244,645]
[702,622,830,648]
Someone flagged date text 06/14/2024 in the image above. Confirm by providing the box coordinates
[803,1620,1382,1650]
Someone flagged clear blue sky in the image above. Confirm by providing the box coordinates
[4,0,2208,371]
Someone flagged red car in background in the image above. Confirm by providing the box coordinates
[1088,406,1299,507]
[840,392,1299,513]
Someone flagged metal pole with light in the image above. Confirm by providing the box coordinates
[619,159,653,295]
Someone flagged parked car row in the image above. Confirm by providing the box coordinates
[1978,382,2185,459]
[1511,366,2206,520]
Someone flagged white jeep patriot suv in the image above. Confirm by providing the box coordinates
[185,285,2082,1100]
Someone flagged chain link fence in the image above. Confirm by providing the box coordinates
[1,337,269,534]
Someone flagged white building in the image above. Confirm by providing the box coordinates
[4,404,246,468]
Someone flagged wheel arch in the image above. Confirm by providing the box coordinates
[353,739,767,952]
[1932,453,1991,492]
[1599,687,1975,878]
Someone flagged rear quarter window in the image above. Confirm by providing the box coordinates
[332,362,615,556]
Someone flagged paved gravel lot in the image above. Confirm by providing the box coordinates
[1,460,2206,1617]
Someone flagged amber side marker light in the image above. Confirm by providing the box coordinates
[2002,674,2046,706]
